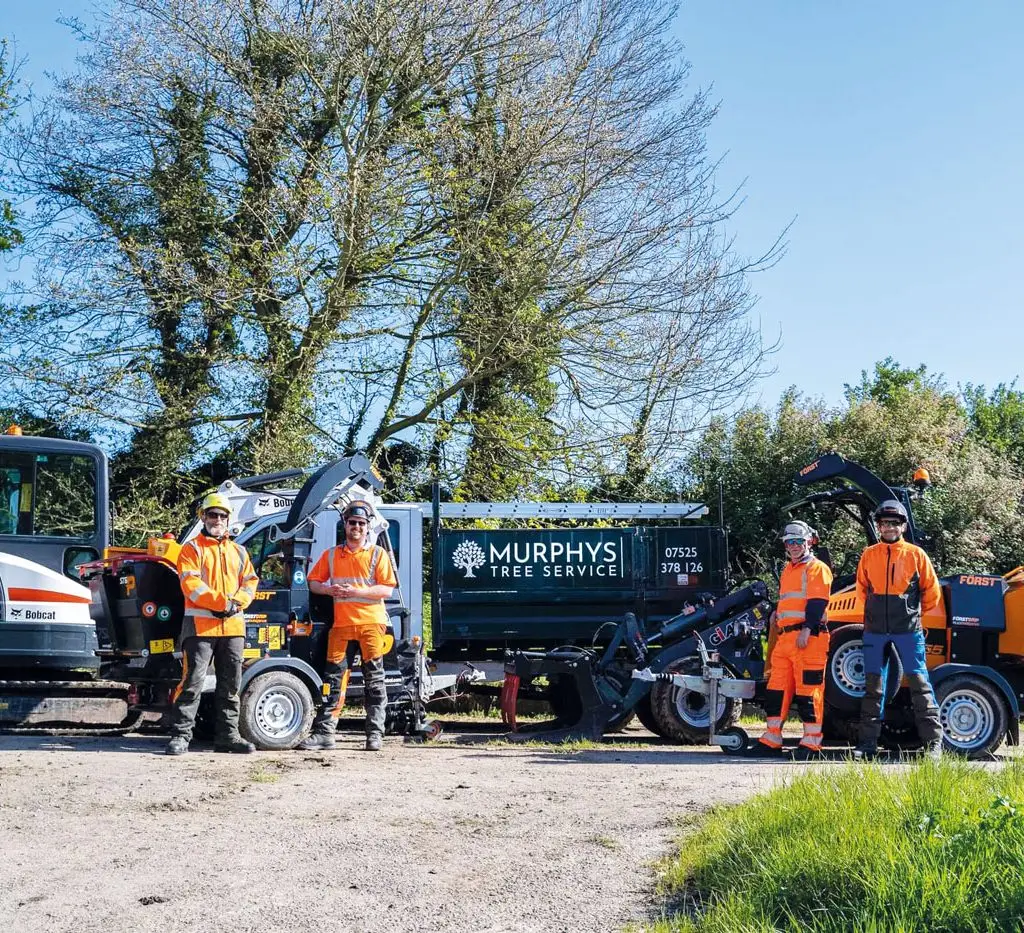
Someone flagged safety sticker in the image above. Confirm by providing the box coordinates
[293,570,305,585]
[243,647,262,659]
[156,606,172,622]
[269,626,283,650]
[258,626,268,644]
[149,638,175,654]
[141,602,157,618]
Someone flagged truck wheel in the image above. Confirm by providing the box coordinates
[650,656,740,744]
[825,625,903,714]
[937,674,1009,759]
[239,671,315,751]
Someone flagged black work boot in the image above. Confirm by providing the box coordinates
[853,743,878,761]
[365,732,383,752]
[165,736,189,756]
[298,732,336,751]
[215,737,256,754]
[924,739,943,762]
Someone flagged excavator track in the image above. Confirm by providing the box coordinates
[0,680,144,736]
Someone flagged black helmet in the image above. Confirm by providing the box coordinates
[873,499,908,522]
[343,501,373,521]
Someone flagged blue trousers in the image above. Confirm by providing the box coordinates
[859,630,941,746]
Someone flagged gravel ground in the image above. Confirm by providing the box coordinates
[0,720,812,933]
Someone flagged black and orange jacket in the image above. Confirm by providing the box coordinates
[855,539,941,634]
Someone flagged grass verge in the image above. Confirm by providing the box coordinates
[646,759,1024,933]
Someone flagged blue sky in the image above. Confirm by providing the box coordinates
[5,1,1023,407]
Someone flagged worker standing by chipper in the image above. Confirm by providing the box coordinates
[854,500,944,761]
[165,493,260,756]
[299,501,397,752]
[749,521,833,759]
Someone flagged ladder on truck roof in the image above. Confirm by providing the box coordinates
[425,501,709,520]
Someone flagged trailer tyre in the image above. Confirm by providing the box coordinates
[936,674,1009,759]
[650,655,740,744]
[634,694,667,738]
[825,625,903,714]
[239,671,315,751]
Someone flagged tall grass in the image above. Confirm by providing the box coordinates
[648,760,1024,932]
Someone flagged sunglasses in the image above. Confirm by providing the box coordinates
[346,519,368,527]
[877,519,905,528]
[783,538,807,546]
[206,510,230,520]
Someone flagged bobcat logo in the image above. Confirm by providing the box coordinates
[9,608,22,619]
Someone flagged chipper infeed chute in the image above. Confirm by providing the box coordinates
[501,583,773,742]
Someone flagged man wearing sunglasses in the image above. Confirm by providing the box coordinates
[301,501,397,751]
[753,520,833,758]
[854,499,943,760]
[166,493,260,756]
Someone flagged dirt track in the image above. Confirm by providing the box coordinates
[0,720,814,933]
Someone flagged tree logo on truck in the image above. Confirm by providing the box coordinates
[452,540,486,578]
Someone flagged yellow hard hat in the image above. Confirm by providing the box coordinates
[197,492,233,519]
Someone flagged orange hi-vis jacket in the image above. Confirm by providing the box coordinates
[776,556,832,634]
[177,532,259,638]
[308,544,397,630]
[855,539,941,634]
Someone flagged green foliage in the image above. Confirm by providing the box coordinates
[964,382,1024,469]
[646,760,1024,933]
[683,361,1024,581]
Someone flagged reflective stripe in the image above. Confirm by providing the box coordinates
[777,610,806,620]
[184,608,240,619]
[779,567,809,601]
[759,728,784,749]
[181,570,201,579]
[368,546,381,582]
[334,596,380,605]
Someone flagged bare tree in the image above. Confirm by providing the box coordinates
[1,0,775,515]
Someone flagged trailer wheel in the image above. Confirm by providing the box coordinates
[936,674,1009,759]
[650,656,740,744]
[634,694,667,738]
[239,671,315,751]
[825,625,903,713]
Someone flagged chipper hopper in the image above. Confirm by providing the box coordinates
[500,582,773,742]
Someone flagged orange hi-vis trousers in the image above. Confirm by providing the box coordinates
[758,628,829,752]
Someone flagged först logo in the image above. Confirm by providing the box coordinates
[452,538,620,580]
[959,575,999,587]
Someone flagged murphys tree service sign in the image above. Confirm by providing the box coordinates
[445,529,629,587]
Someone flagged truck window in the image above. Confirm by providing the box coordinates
[0,451,97,539]
[243,526,292,587]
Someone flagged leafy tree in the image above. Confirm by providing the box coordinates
[963,382,1024,469]
[683,362,1024,583]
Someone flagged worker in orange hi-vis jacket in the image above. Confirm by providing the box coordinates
[749,521,833,760]
[166,492,259,756]
[299,501,397,753]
